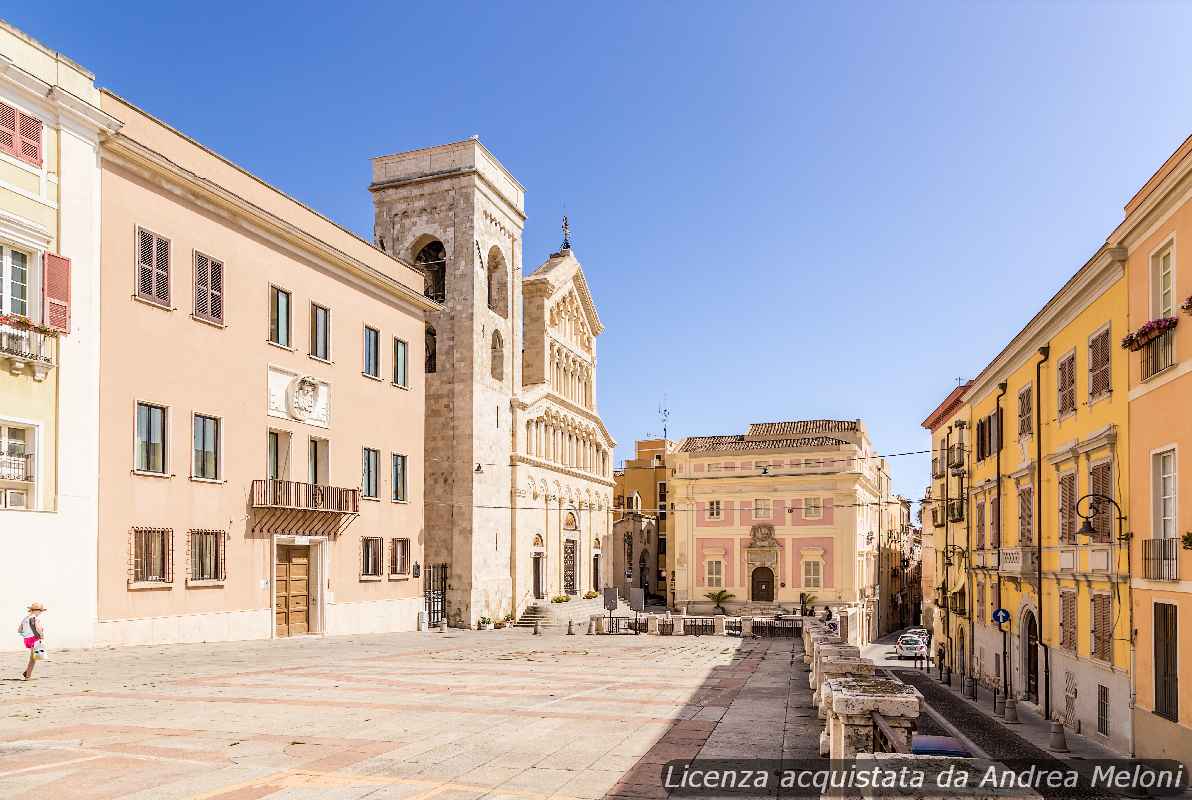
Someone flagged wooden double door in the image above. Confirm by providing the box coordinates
[275,545,311,637]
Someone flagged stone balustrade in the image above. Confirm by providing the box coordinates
[811,643,859,690]
[814,657,876,717]
[820,677,920,758]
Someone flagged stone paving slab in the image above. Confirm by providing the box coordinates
[0,630,818,799]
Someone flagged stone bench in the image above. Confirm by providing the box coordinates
[821,676,920,758]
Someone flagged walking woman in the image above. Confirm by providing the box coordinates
[17,603,46,680]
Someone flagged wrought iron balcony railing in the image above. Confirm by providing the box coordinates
[0,453,34,482]
[1142,537,1180,581]
[0,321,56,378]
[1141,328,1176,381]
[947,444,965,470]
[931,457,945,480]
[251,479,360,513]
[947,499,965,523]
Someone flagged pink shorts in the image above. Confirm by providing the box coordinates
[23,636,37,649]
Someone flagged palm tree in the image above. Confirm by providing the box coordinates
[704,589,736,614]
[799,592,817,617]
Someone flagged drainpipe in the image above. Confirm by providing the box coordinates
[1035,345,1051,720]
[963,418,975,699]
[943,425,952,681]
[995,380,1008,702]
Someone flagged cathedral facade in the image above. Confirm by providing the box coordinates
[370,139,615,627]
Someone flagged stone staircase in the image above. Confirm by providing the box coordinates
[514,596,633,629]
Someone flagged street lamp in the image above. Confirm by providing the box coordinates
[1075,494,1130,543]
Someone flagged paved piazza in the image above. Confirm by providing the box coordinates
[0,631,818,799]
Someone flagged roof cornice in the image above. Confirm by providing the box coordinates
[103,135,439,313]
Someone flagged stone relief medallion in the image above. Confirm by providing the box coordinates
[288,376,320,421]
[749,524,776,547]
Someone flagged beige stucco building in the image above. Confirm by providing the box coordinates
[668,419,892,644]
[370,141,615,627]
[94,93,434,645]
[613,438,674,602]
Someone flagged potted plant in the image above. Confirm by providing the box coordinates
[704,589,735,614]
[1121,316,1179,351]
[1182,295,1192,314]
[478,616,493,630]
[1182,532,1192,551]
[551,595,571,603]
[583,590,599,600]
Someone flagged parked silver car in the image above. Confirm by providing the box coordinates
[894,635,928,659]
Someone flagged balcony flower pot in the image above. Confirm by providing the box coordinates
[0,313,59,337]
[1182,532,1192,551]
[1182,296,1192,314]
[1121,316,1178,351]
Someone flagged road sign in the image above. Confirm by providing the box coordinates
[629,588,645,612]
[603,587,619,612]
[992,608,1010,624]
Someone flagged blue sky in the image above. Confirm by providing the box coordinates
[13,2,1192,498]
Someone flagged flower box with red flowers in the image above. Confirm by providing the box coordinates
[1121,316,1178,351]
[0,314,59,337]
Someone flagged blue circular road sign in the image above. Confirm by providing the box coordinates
[992,608,1010,624]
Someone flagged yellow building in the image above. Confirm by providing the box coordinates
[923,244,1133,754]
[613,438,673,602]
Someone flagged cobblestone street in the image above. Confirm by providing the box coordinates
[0,631,816,799]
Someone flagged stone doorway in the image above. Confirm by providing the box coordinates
[1023,609,1039,702]
[532,553,545,599]
[275,544,311,637]
[751,566,774,603]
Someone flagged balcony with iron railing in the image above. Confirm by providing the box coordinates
[947,499,965,523]
[1142,537,1180,581]
[931,506,945,528]
[0,320,56,380]
[0,453,34,482]
[250,479,361,536]
[931,457,945,480]
[947,444,965,470]
[1140,328,1176,381]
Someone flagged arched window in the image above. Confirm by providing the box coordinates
[415,240,447,303]
[632,492,642,511]
[490,331,503,381]
[486,246,508,318]
[425,326,437,373]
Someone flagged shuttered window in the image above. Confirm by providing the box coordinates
[193,252,224,323]
[1091,594,1112,661]
[976,580,985,625]
[1059,473,1076,544]
[132,527,172,584]
[1088,328,1111,399]
[136,228,170,306]
[1089,463,1112,543]
[361,537,383,577]
[43,254,71,333]
[1018,487,1033,546]
[1018,386,1033,436]
[1154,602,1178,721]
[990,496,1000,547]
[0,102,42,166]
[1060,592,1077,650]
[976,501,986,549]
[1057,354,1077,417]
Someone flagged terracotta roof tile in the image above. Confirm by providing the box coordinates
[678,435,851,454]
[746,420,859,436]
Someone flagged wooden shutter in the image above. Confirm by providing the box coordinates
[1018,488,1033,545]
[1089,330,1111,399]
[1018,388,1032,436]
[1154,603,1178,720]
[1061,593,1076,650]
[1090,463,1112,542]
[1092,594,1111,660]
[1059,473,1076,543]
[0,102,15,156]
[976,502,985,549]
[137,229,170,304]
[42,254,71,333]
[1058,356,1076,415]
[16,112,41,166]
[990,496,1000,547]
[193,252,224,323]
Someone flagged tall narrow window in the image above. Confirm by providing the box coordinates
[707,500,722,520]
[1057,354,1076,417]
[135,402,167,474]
[804,497,824,519]
[362,447,379,498]
[192,414,220,480]
[308,438,328,485]
[491,332,504,382]
[1154,449,1177,539]
[1154,602,1178,721]
[269,286,291,347]
[310,303,330,360]
[363,326,380,378]
[1060,592,1077,650]
[193,252,224,323]
[1018,385,1033,436]
[1,246,30,317]
[1089,462,1113,543]
[391,453,407,502]
[1059,473,1076,543]
[1152,246,1175,318]
[1088,328,1111,400]
[705,560,723,588]
[803,560,822,588]
[267,430,290,481]
[189,530,225,581]
[1091,594,1112,661]
[136,228,170,306]
[1018,487,1033,546]
[393,338,408,387]
[976,501,986,549]
[425,326,437,373]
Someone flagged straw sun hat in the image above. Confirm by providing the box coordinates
[26,603,46,612]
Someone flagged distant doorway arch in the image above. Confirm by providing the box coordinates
[751,566,774,603]
[1023,609,1039,702]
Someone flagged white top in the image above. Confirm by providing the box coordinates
[17,615,41,638]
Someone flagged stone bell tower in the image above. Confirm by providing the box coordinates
[369,138,525,626]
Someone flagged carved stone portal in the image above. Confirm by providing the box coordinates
[746,524,780,571]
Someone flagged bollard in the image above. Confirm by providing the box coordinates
[994,689,1005,717]
[586,618,595,635]
[1003,696,1020,724]
[1047,721,1070,752]
[566,619,575,636]
[438,619,447,633]
[965,676,977,699]
[533,620,541,636]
